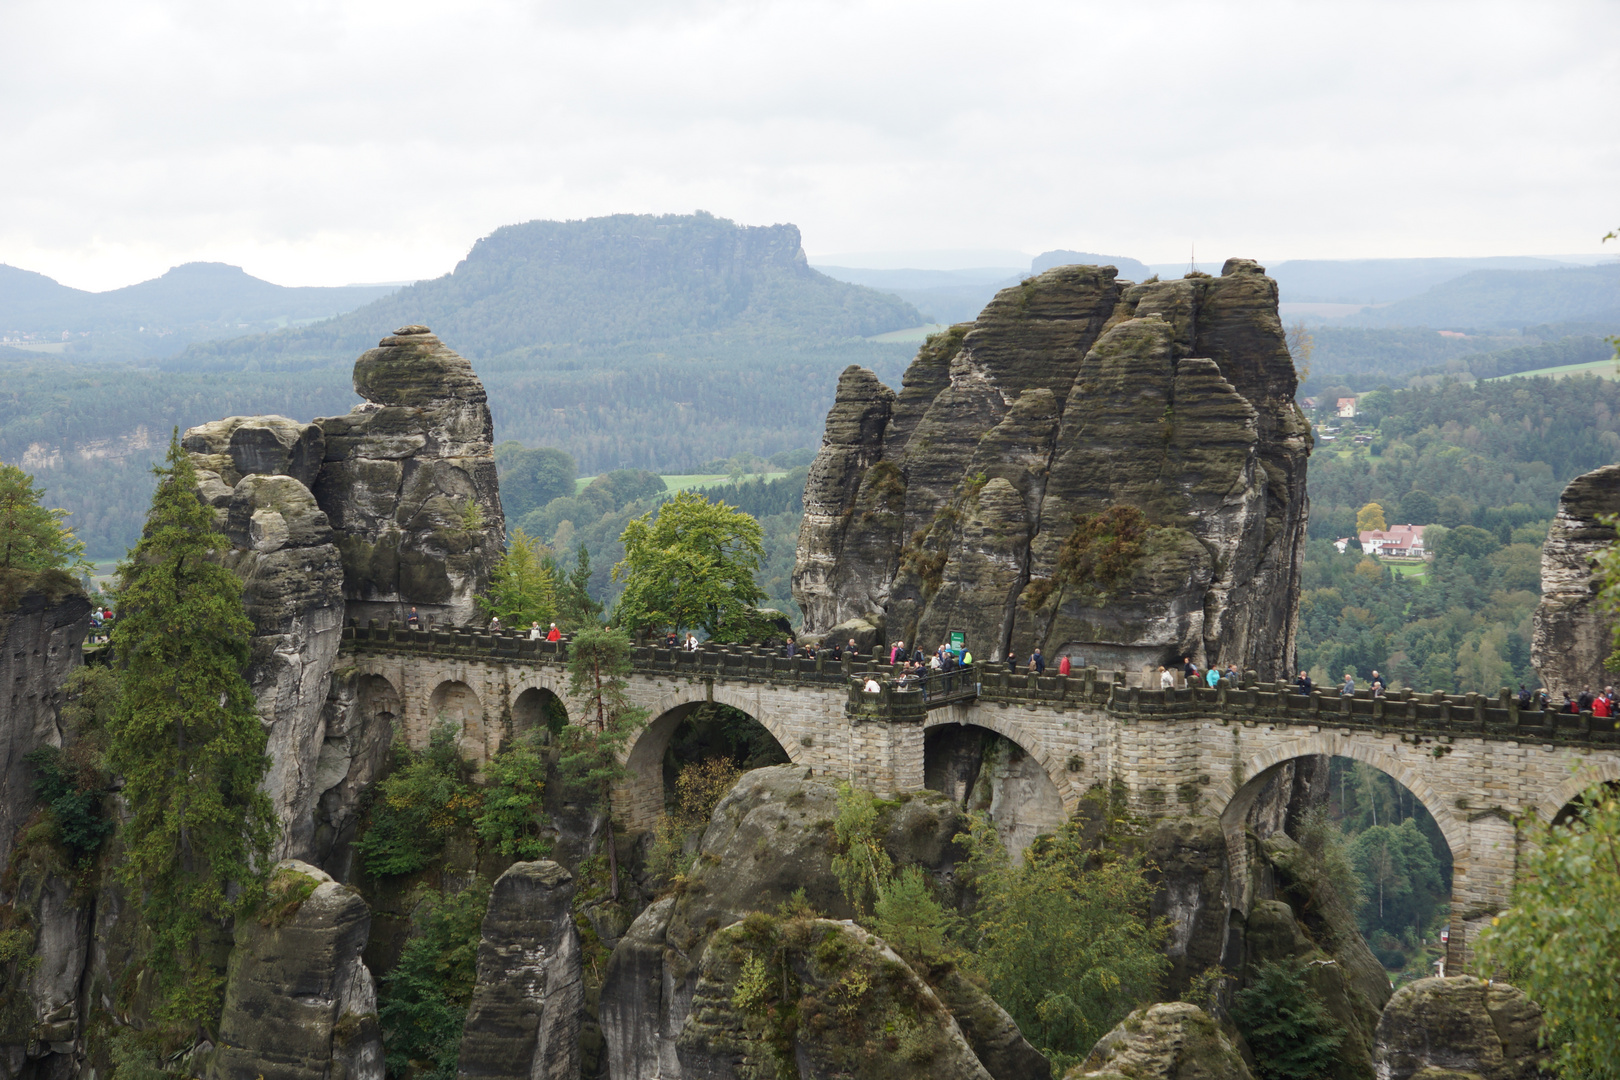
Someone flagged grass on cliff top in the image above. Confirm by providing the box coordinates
[573,471,789,495]
[1486,358,1620,383]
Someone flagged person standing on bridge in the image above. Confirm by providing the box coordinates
[1370,670,1386,697]
[890,640,905,665]
[1296,671,1313,696]
[1205,666,1220,689]
[1341,672,1355,696]
[1159,666,1174,689]
[1181,656,1198,685]
[1058,654,1070,676]
[1006,649,1018,673]
[529,621,542,640]
[1030,648,1045,674]
[547,622,562,642]
[407,607,420,629]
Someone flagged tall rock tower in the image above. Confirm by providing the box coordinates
[792,260,1311,679]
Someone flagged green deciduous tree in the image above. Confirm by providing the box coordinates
[0,461,89,575]
[612,490,767,642]
[561,626,647,899]
[955,815,1167,1070]
[107,433,276,1020]
[355,721,478,877]
[1350,819,1445,946]
[378,880,490,1080]
[474,736,550,860]
[555,542,604,631]
[1477,785,1620,1078]
[479,528,556,630]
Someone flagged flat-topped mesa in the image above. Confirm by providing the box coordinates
[792,259,1311,680]
[313,325,506,628]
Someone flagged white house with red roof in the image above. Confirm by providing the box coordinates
[1358,524,1428,559]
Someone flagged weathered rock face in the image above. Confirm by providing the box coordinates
[1373,977,1551,1080]
[793,261,1311,679]
[181,327,504,862]
[599,766,1031,1080]
[676,918,999,1080]
[1068,1002,1252,1080]
[313,325,505,629]
[212,861,383,1080]
[1532,462,1620,695]
[0,572,89,870]
[456,861,582,1080]
[924,725,1067,861]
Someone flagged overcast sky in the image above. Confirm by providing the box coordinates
[3,0,1616,291]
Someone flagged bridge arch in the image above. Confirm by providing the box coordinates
[1214,736,1469,865]
[922,715,1068,859]
[1535,760,1620,824]
[922,711,1081,812]
[618,683,807,831]
[428,679,487,762]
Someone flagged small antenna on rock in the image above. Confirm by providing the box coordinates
[1188,242,1197,275]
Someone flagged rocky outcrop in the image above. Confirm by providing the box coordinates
[0,571,90,869]
[792,261,1310,679]
[1068,1002,1252,1080]
[1532,462,1620,695]
[212,861,383,1080]
[599,765,1027,1080]
[456,861,582,1080]
[924,726,1066,860]
[1373,977,1551,1080]
[180,327,504,863]
[312,325,505,629]
[676,918,997,1080]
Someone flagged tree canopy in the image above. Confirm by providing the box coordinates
[479,528,557,630]
[0,461,89,575]
[1355,501,1386,533]
[612,490,767,641]
[107,433,276,1020]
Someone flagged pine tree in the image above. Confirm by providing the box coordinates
[479,528,556,629]
[107,432,276,1021]
[0,460,89,575]
[1231,959,1343,1080]
[561,626,646,899]
[555,542,604,631]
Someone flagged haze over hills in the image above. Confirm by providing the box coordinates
[1344,263,1620,329]
[0,262,399,357]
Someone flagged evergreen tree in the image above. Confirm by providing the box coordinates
[612,490,767,641]
[0,461,89,575]
[555,542,604,631]
[561,626,646,899]
[107,432,276,1021]
[1231,959,1343,1080]
[478,528,556,629]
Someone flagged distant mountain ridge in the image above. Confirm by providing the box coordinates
[0,261,399,334]
[181,213,923,369]
[1345,263,1620,329]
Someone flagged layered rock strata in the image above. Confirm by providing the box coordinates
[599,765,1043,1080]
[181,327,504,861]
[1373,976,1550,1080]
[1069,1002,1252,1080]
[212,861,383,1080]
[1531,462,1620,695]
[456,861,583,1080]
[793,261,1311,679]
[0,572,90,869]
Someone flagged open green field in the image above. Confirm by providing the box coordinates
[575,471,789,494]
[1487,357,1620,383]
[1386,560,1430,580]
[866,323,947,344]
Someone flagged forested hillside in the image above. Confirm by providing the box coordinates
[3,213,921,556]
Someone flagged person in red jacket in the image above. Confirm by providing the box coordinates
[546,622,562,642]
[1058,654,1071,676]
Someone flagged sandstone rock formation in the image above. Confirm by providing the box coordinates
[0,572,89,869]
[599,765,1040,1080]
[181,327,504,862]
[1373,976,1551,1080]
[456,861,582,1080]
[676,918,998,1080]
[212,861,383,1080]
[1068,1002,1252,1080]
[312,325,504,629]
[793,261,1311,679]
[1532,462,1620,695]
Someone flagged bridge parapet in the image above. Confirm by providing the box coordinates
[339,622,1620,751]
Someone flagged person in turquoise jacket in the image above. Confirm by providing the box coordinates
[1205,666,1221,689]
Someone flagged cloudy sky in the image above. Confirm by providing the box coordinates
[3,0,1616,290]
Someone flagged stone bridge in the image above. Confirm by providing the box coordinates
[340,621,1620,967]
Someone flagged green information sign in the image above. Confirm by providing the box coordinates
[948,630,966,654]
